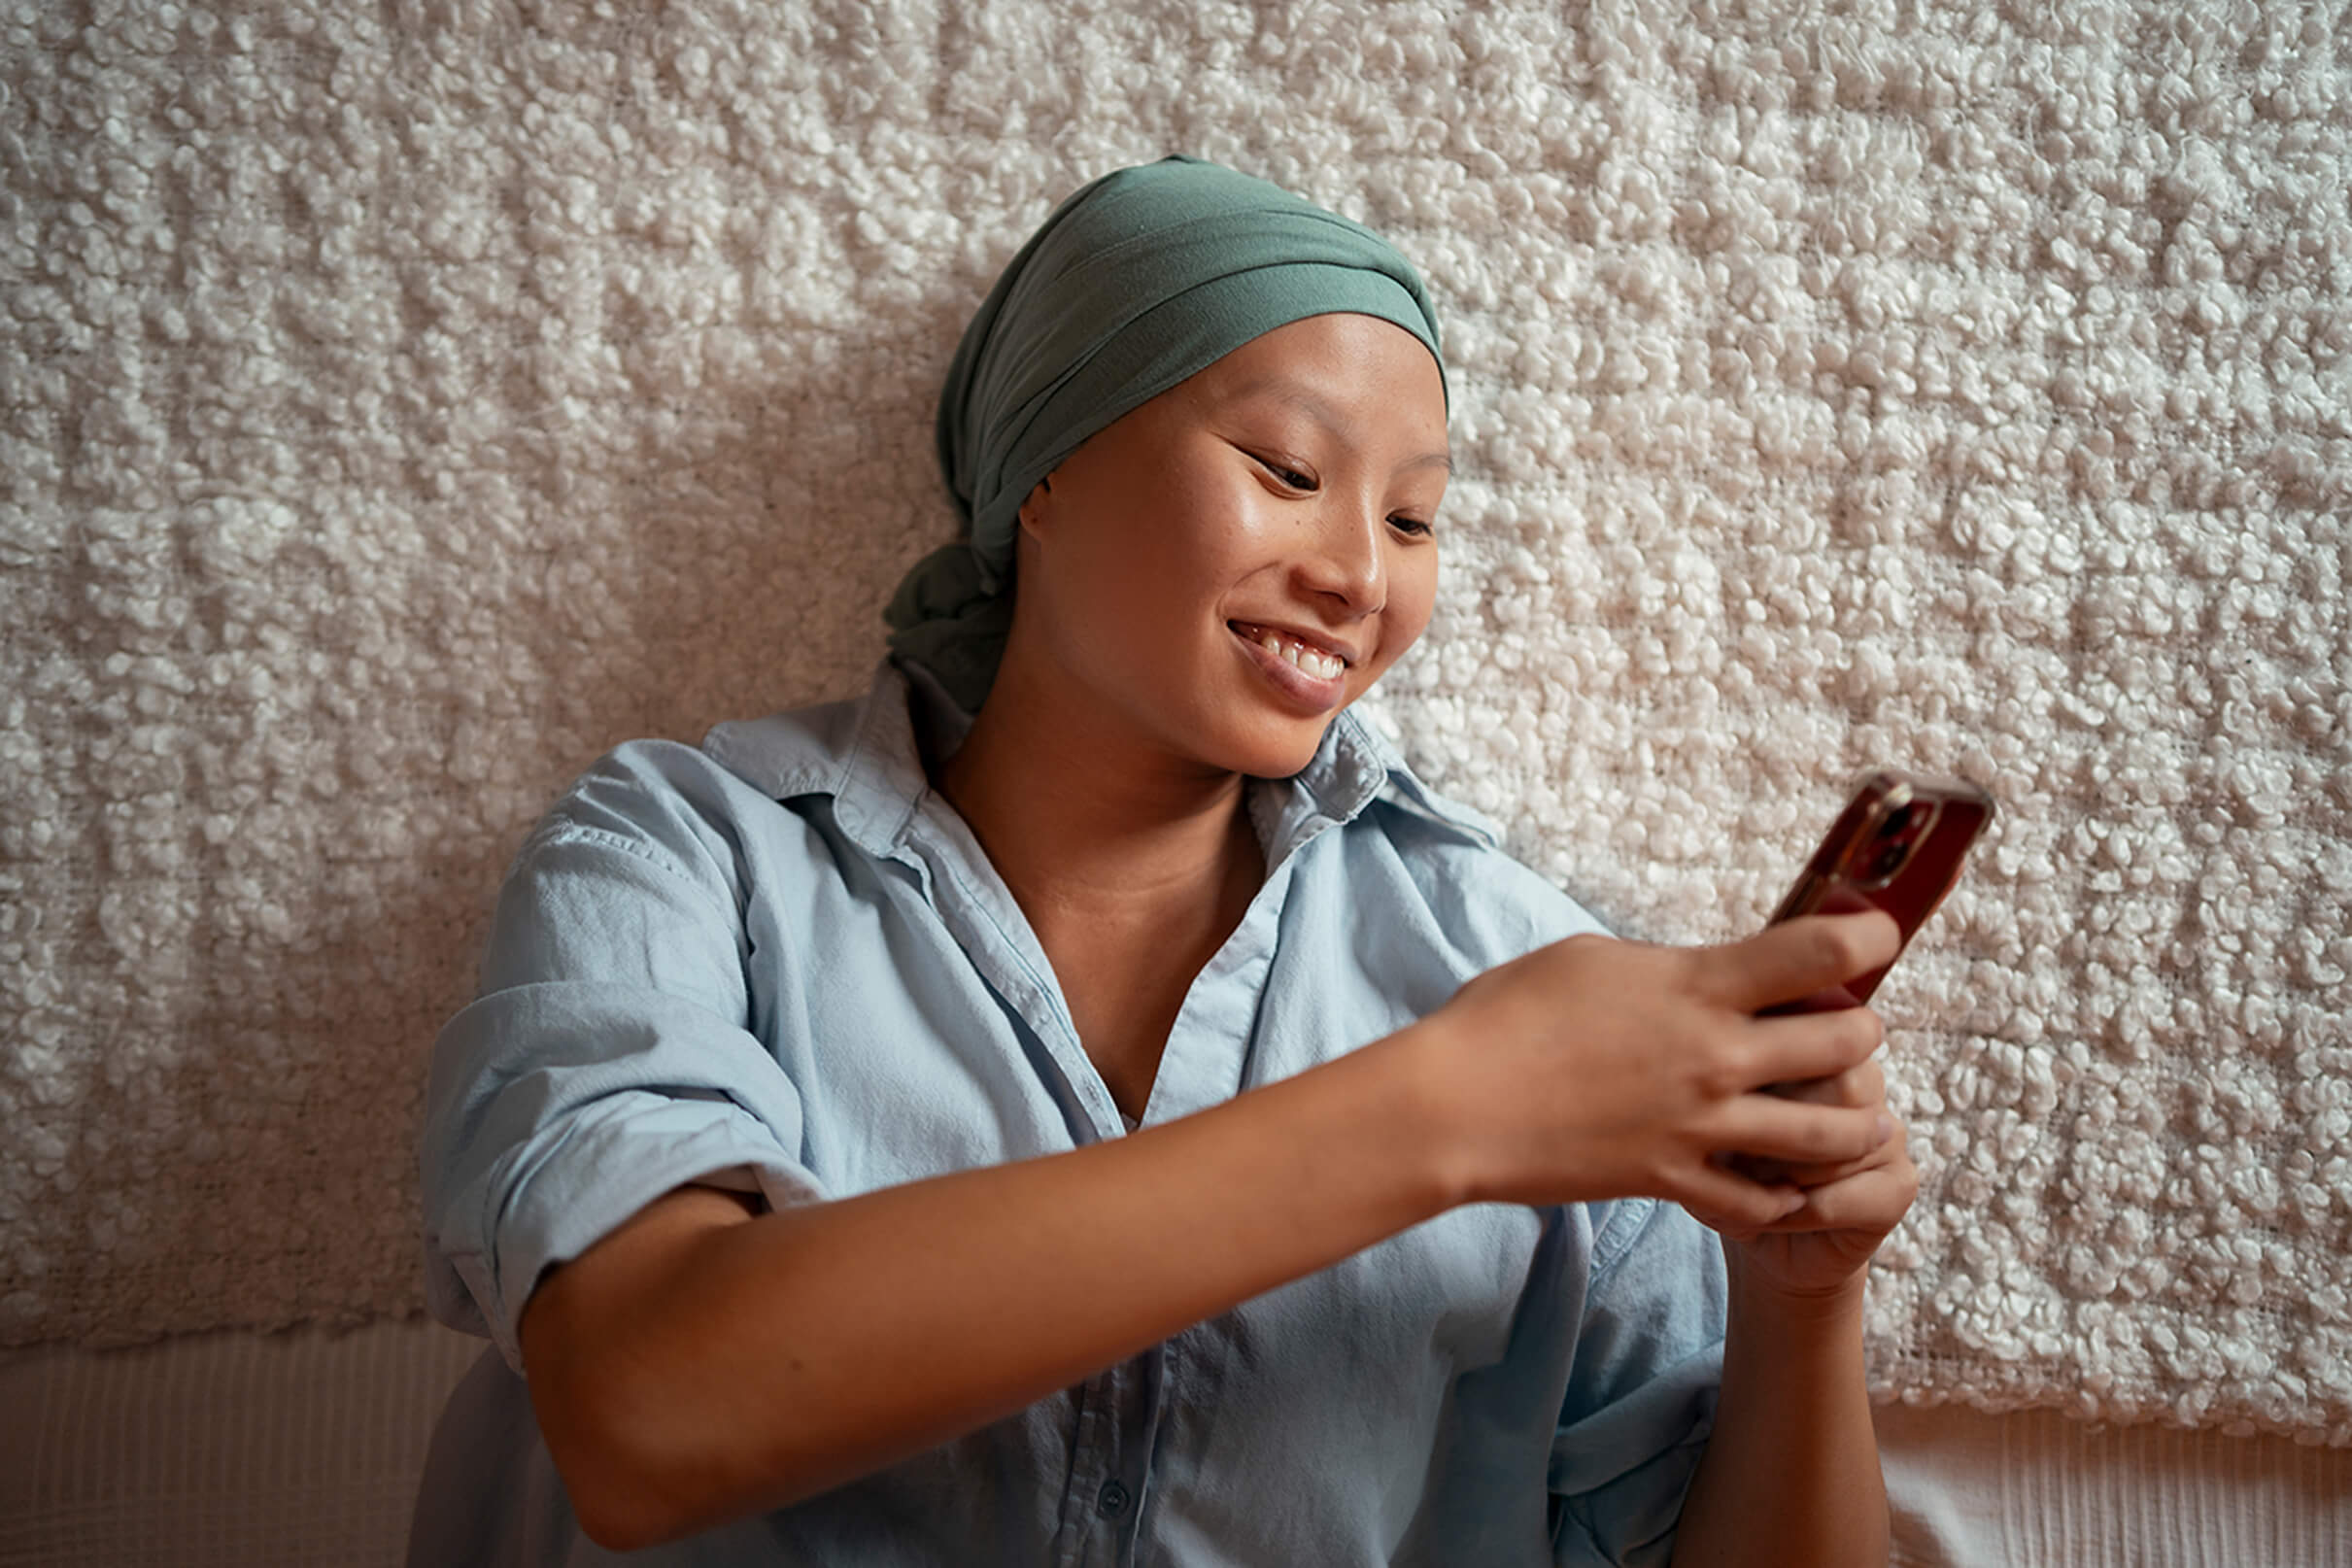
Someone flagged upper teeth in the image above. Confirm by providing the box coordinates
[1253,627,1344,680]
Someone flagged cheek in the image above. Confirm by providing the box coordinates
[1119,474,1275,612]
[1368,551,1440,675]
[1050,477,1259,666]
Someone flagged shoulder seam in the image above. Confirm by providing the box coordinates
[521,818,745,931]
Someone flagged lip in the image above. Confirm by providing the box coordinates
[1227,620,1360,666]
[1228,620,1351,712]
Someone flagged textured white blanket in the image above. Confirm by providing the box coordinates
[3,0,2347,1444]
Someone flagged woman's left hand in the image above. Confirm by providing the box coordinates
[1687,1056,1921,1300]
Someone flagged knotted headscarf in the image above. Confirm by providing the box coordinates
[885,155,1447,714]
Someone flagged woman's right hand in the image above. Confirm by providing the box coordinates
[1407,912,1901,1227]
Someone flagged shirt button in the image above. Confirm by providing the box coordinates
[1096,1478,1131,1518]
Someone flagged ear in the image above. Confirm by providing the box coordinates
[1015,474,1054,538]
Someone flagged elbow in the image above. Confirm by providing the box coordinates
[573,1470,752,1555]
[512,1190,829,1544]
[531,1366,707,1551]
[550,1409,837,1551]
[530,1349,836,1549]
[571,1488,680,1556]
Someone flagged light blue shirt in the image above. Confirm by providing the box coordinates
[415,659,1728,1567]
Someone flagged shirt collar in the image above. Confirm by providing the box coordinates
[701,658,1502,865]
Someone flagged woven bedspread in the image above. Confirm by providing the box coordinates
[3,0,2347,1443]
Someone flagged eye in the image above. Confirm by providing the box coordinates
[1252,454,1316,492]
[1388,515,1436,538]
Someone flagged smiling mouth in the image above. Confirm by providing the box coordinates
[1228,621,1348,682]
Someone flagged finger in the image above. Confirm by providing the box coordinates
[1758,982,1863,1018]
[1783,1116,1908,1187]
[1743,1005,1886,1087]
[1767,1059,1884,1109]
[1675,1162,1809,1234]
[1682,1203,1779,1244]
[1760,1154,1921,1236]
[1710,912,1901,1014]
[1719,1150,1790,1189]
[1779,1146,1892,1187]
[1712,1094,1892,1168]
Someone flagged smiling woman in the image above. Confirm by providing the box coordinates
[985,316,1448,781]
[414,156,1914,1567]
[946,312,1450,1124]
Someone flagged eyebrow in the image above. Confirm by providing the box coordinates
[1226,377,1452,475]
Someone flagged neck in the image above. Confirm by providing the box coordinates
[933,649,1258,926]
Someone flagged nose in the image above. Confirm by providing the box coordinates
[1294,487,1387,614]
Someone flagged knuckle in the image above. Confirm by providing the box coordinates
[1801,921,1850,975]
[1865,906,1903,955]
[1693,1045,1748,1101]
[1848,1007,1886,1056]
[1837,1071,1883,1110]
[1831,1108,1880,1160]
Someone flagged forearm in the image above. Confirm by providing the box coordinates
[523,1024,1457,1547]
[1669,1248,1891,1568]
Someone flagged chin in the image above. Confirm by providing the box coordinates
[1212,712,1341,780]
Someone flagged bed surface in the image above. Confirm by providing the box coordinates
[4,1319,2345,1567]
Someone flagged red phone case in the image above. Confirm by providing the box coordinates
[1767,769,1994,1005]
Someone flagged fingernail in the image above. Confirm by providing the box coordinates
[1780,1190,1807,1215]
[1874,1112,1895,1144]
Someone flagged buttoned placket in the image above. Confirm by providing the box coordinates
[806,664,1405,1561]
[889,779,1346,1564]
[1045,1333,1187,1566]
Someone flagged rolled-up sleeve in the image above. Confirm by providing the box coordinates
[1549,1197,1728,1567]
[420,751,826,1373]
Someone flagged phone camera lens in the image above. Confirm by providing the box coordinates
[1855,801,1927,887]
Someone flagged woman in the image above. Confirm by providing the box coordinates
[415,155,1916,1567]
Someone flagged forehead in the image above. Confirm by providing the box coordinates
[1205,312,1438,383]
[1178,315,1448,430]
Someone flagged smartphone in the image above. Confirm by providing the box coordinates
[1766,769,1994,1006]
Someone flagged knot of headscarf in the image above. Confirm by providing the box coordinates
[884,154,1446,714]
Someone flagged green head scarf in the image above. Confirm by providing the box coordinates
[884,154,1447,714]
